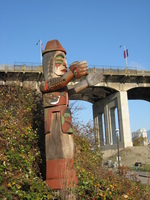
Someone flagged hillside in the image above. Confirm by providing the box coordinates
[0,85,150,199]
[102,145,150,167]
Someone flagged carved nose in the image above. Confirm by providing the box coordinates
[63,62,67,67]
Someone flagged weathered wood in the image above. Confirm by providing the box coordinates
[40,39,90,191]
[86,72,103,86]
[73,79,88,93]
[45,107,74,160]
[69,73,104,95]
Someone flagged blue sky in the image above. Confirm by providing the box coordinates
[0,0,150,132]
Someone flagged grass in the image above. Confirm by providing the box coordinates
[130,164,150,173]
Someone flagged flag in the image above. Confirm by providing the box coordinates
[36,40,40,45]
[124,49,128,58]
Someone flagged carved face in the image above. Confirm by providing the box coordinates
[53,51,67,77]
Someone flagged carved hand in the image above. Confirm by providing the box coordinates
[40,61,88,93]
[69,60,88,79]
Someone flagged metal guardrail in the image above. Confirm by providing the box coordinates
[0,64,150,76]
[88,68,150,76]
[0,64,43,72]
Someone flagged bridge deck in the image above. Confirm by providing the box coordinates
[1,64,150,76]
[0,64,150,103]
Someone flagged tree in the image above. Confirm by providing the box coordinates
[133,136,147,146]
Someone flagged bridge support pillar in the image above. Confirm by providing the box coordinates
[94,113,104,147]
[93,91,132,150]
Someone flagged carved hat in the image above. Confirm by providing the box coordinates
[42,39,66,55]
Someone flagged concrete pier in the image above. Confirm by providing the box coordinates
[93,91,133,149]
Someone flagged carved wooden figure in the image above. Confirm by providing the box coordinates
[40,40,103,190]
[40,40,89,190]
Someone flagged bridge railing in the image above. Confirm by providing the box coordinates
[0,63,42,72]
[88,66,150,76]
[0,63,150,76]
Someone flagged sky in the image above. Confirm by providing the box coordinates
[0,0,150,133]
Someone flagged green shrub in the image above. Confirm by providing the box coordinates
[73,133,150,199]
[0,85,54,199]
[133,136,147,146]
[0,85,150,199]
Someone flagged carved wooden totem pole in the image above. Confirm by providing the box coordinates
[40,40,89,190]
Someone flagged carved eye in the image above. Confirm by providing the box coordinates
[55,56,63,64]
[64,113,71,118]
[64,108,71,118]
[55,54,64,65]
[74,70,77,76]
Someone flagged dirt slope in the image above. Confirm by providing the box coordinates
[102,145,150,167]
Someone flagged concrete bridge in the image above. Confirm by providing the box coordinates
[1,64,150,150]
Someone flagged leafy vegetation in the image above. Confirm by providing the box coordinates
[133,136,147,146]
[73,134,150,199]
[0,85,53,199]
[0,85,150,199]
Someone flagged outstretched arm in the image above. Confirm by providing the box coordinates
[40,61,88,93]
[68,72,104,95]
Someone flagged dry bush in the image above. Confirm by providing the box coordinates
[0,85,149,199]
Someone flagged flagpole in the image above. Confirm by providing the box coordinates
[120,45,128,70]
[36,39,43,65]
[40,40,43,65]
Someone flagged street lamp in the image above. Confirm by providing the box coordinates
[120,45,128,70]
[36,39,43,65]
[115,129,120,173]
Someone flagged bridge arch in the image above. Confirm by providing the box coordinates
[127,87,150,102]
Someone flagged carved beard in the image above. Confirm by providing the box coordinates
[43,51,55,81]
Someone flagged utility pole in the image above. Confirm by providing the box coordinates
[115,129,120,173]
